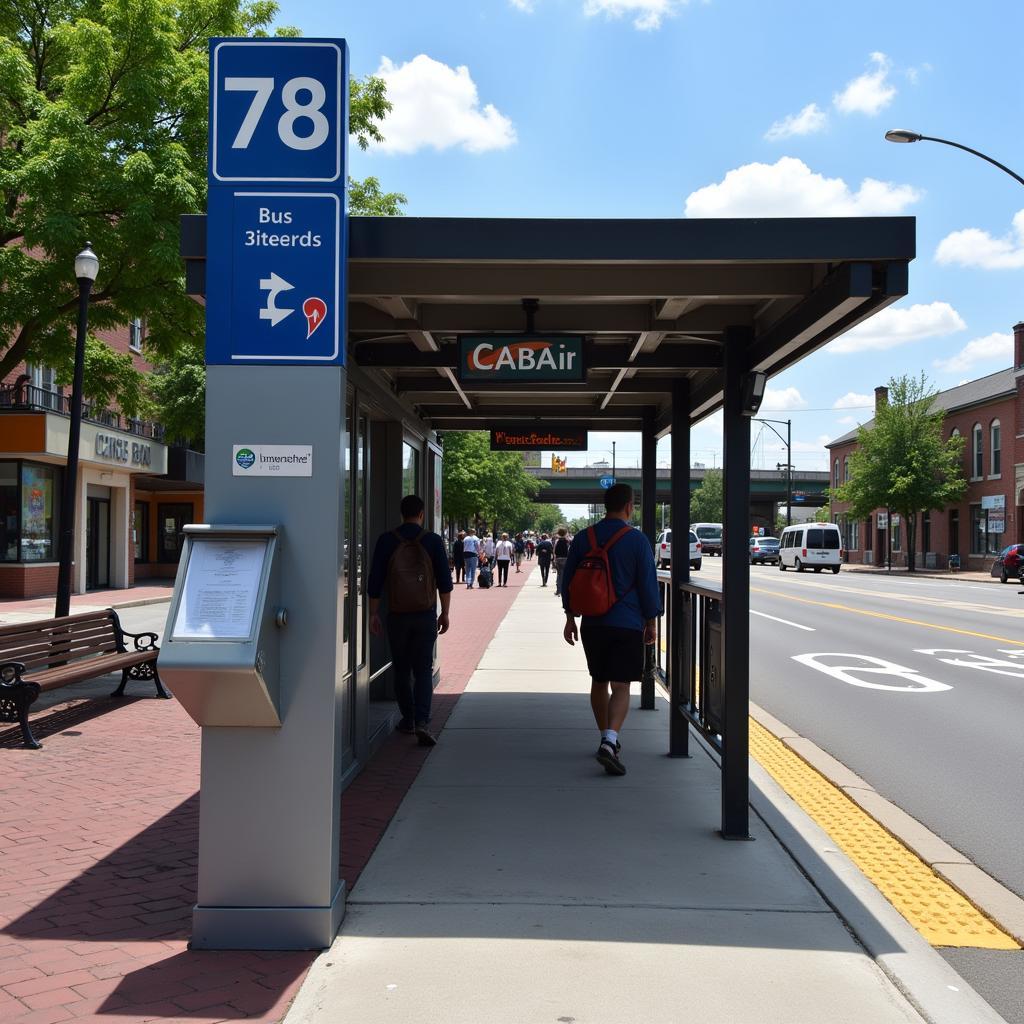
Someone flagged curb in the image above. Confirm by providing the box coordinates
[842,567,1003,585]
[750,701,1024,945]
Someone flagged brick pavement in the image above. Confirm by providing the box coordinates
[0,562,536,1023]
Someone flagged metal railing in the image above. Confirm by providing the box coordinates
[655,569,724,751]
[0,382,165,441]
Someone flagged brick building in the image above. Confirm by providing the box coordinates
[826,322,1024,571]
[1,320,204,598]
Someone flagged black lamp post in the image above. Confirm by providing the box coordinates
[884,130,1024,187]
[54,243,99,618]
[753,417,792,527]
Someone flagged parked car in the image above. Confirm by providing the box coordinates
[656,529,702,570]
[693,522,723,556]
[778,523,843,573]
[749,535,780,565]
[990,543,1024,584]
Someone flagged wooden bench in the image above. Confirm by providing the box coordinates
[0,609,168,749]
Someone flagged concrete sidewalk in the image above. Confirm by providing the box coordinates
[0,582,175,626]
[286,580,997,1024]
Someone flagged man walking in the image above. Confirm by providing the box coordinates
[462,527,480,588]
[535,532,553,586]
[561,484,661,776]
[369,495,453,746]
[553,527,570,595]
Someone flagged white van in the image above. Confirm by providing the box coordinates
[779,523,843,573]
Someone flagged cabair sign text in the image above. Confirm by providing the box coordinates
[458,335,585,383]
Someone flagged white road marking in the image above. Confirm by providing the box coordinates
[791,653,953,693]
[915,648,1024,679]
[750,609,815,631]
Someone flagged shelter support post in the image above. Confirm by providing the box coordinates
[640,412,657,710]
[668,378,690,756]
[721,329,752,839]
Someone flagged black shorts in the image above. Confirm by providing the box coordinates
[580,622,645,683]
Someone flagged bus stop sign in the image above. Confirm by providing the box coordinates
[206,38,348,365]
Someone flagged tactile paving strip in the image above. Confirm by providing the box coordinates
[749,717,1020,949]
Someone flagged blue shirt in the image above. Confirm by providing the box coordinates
[368,523,454,608]
[561,520,663,631]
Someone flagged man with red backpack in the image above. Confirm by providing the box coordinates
[561,483,662,776]
[369,495,453,746]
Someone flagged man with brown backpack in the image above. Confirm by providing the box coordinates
[369,495,453,746]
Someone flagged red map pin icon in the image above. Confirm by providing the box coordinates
[303,297,327,339]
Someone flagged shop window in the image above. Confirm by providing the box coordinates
[972,423,983,479]
[970,505,1001,556]
[20,463,60,561]
[129,318,143,353]
[990,420,1001,476]
[0,462,18,562]
[133,501,149,562]
[157,503,192,563]
[891,520,901,552]
[403,441,420,497]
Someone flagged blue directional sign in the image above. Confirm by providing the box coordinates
[207,37,348,366]
[599,476,616,489]
[210,39,346,184]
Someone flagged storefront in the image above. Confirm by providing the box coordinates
[0,411,168,598]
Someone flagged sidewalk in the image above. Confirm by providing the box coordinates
[284,578,998,1024]
[842,563,1001,584]
[0,583,175,626]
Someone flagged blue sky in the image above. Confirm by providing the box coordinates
[279,0,1024,489]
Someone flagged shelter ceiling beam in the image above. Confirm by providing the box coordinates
[354,340,722,370]
[347,262,814,300]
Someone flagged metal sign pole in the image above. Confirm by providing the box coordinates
[187,36,350,950]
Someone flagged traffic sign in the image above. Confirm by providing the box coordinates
[206,191,343,363]
[599,475,616,489]
[210,39,346,183]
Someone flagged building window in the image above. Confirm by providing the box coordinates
[833,459,840,488]
[0,461,62,563]
[843,456,850,483]
[133,501,149,562]
[129,318,143,353]
[970,505,1002,556]
[403,441,420,497]
[990,420,1001,476]
[891,519,901,552]
[157,503,192,563]
[28,364,63,412]
[972,423,983,478]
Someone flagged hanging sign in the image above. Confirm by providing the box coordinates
[981,494,1005,511]
[490,427,588,451]
[458,336,585,382]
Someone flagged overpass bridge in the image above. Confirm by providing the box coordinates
[527,466,829,526]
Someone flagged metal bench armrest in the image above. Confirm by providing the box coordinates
[0,661,28,686]
[122,630,159,652]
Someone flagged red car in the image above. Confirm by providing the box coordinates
[990,544,1024,584]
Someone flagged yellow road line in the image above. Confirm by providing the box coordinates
[751,586,1024,647]
[749,718,1020,949]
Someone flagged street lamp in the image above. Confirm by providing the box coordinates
[753,417,792,528]
[884,130,1024,187]
[55,243,99,618]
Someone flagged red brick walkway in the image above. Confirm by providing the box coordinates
[0,564,535,1023]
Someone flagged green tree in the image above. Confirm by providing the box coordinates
[530,504,564,534]
[690,468,724,523]
[833,373,966,571]
[1,0,403,422]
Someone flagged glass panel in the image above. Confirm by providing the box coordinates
[342,388,353,661]
[158,503,192,562]
[20,463,59,561]
[402,441,419,497]
[355,412,367,669]
[432,450,443,534]
[133,501,148,561]
[991,423,1001,475]
[970,506,985,555]
[1,462,18,562]
[806,528,823,548]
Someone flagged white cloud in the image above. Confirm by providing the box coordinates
[837,415,858,427]
[764,103,828,141]
[833,52,896,115]
[762,386,807,411]
[683,157,922,217]
[935,210,1024,270]
[509,0,534,10]
[833,391,874,409]
[933,332,1012,373]
[582,0,686,31]
[904,62,932,86]
[829,301,965,354]
[373,55,516,155]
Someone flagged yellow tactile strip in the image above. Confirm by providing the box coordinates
[749,717,1020,950]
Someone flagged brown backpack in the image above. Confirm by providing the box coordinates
[387,529,437,613]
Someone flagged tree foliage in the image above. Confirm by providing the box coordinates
[833,373,966,571]
[441,432,545,532]
[690,468,723,523]
[529,503,564,534]
[1,0,403,423]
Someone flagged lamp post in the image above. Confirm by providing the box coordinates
[884,130,1024,187]
[753,417,792,527]
[55,243,99,618]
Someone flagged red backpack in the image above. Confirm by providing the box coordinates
[568,525,633,617]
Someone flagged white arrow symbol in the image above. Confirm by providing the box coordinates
[259,272,295,327]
